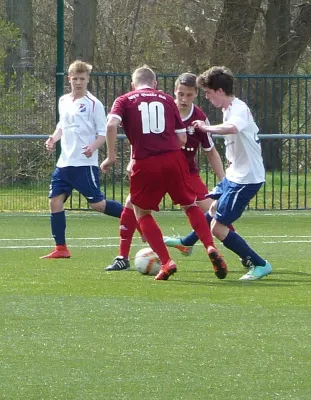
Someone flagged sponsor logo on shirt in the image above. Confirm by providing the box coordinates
[79,104,87,113]
[187,126,195,135]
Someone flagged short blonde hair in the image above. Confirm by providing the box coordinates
[68,60,92,76]
[132,65,156,87]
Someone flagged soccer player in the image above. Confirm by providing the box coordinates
[105,72,231,272]
[101,65,227,280]
[191,66,272,280]
[163,72,235,256]
[41,60,123,259]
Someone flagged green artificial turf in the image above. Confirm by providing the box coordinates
[1,211,311,399]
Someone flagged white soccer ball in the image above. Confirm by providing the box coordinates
[134,247,161,276]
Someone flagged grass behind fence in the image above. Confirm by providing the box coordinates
[1,171,311,211]
[1,211,311,399]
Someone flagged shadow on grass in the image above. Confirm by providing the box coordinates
[169,269,311,286]
[172,279,303,287]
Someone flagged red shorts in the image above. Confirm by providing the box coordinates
[190,173,209,202]
[130,151,196,211]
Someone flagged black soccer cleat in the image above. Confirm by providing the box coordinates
[105,256,130,271]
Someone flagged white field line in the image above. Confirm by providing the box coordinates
[0,237,120,241]
[0,235,311,249]
[1,235,311,242]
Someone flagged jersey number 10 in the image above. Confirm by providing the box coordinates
[138,101,165,134]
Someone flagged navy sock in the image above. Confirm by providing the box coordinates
[51,211,66,245]
[104,200,123,218]
[222,230,265,266]
[182,212,213,247]
[182,231,199,246]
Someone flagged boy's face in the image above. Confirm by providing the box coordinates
[204,87,226,108]
[68,72,89,93]
[175,84,198,110]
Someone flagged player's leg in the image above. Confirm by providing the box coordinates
[165,151,227,279]
[164,175,211,255]
[75,166,123,217]
[41,167,71,259]
[164,176,235,255]
[164,197,214,256]
[134,205,177,281]
[130,155,177,281]
[106,194,134,271]
[211,180,272,280]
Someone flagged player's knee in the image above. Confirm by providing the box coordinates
[49,195,65,213]
[89,200,106,212]
[211,221,228,241]
[124,194,133,208]
[181,200,197,211]
[209,200,218,217]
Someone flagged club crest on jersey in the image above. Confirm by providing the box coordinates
[79,104,87,112]
[187,126,195,135]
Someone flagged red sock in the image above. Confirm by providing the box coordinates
[228,224,235,232]
[119,207,137,259]
[136,221,143,237]
[137,214,170,265]
[186,206,214,248]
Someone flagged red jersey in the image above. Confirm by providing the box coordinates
[109,88,186,159]
[181,104,214,174]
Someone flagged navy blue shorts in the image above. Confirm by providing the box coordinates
[49,166,105,203]
[207,177,263,225]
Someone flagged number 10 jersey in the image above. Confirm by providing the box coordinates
[109,88,186,160]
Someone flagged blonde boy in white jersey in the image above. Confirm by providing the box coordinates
[192,66,272,280]
[41,60,123,259]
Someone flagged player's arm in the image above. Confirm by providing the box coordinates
[173,100,187,146]
[83,101,107,158]
[83,135,106,158]
[192,120,238,135]
[176,130,187,147]
[126,146,134,179]
[100,115,120,172]
[45,122,62,151]
[205,147,225,181]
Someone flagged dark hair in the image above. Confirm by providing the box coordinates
[175,72,197,89]
[196,66,234,95]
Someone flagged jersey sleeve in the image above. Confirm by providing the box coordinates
[108,97,124,123]
[94,100,107,136]
[226,104,249,131]
[173,101,186,134]
[201,132,215,152]
[57,96,65,130]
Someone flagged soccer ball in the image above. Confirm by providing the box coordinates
[134,247,161,276]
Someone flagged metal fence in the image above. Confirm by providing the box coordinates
[0,73,311,211]
[0,134,310,212]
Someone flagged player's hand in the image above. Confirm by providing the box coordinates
[45,136,55,151]
[192,120,209,133]
[82,145,94,158]
[209,200,218,217]
[100,156,117,173]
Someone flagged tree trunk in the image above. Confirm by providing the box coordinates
[211,0,262,73]
[4,0,34,89]
[258,1,311,170]
[71,0,97,65]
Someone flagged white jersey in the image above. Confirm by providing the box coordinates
[57,91,106,167]
[223,97,265,184]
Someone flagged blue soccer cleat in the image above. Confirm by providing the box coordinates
[163,236,193,256]
[239,261,272,281]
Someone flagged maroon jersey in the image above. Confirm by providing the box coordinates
[181,104,214,174]
[109,88,186,159]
